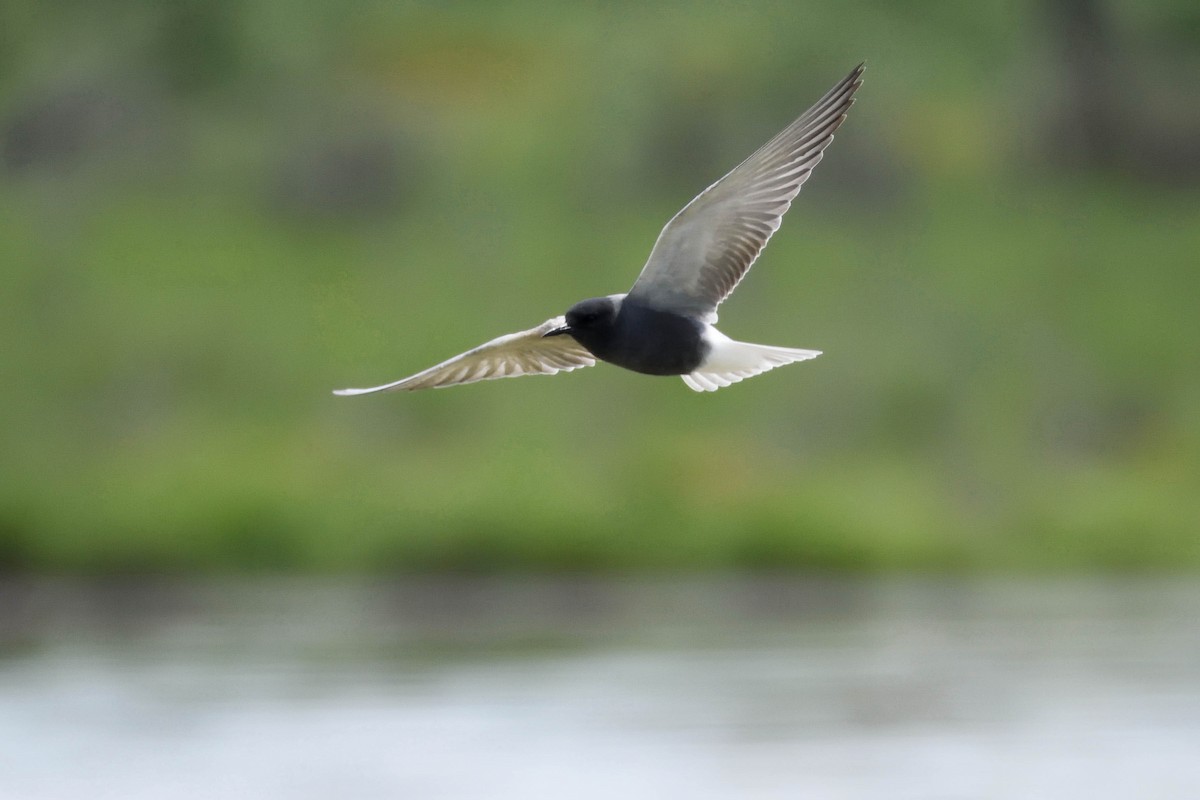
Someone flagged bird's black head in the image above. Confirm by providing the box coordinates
[564,296,619,332]
[544,296,621,353]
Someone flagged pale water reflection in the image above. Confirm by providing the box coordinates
[1,577,1198,799]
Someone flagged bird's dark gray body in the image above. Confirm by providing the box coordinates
[559,296,708,376]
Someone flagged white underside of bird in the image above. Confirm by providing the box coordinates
[683,327,821,392]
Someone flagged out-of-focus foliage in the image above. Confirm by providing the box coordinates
[1,0,1197,572]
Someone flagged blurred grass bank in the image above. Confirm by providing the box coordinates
[1,1,1198,572]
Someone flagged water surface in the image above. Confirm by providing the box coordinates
[2,577,1198,799]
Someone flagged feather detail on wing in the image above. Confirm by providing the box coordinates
[628,63,863,323]
[333,317,596,395]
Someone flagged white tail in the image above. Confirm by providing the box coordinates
[682,331,820,392]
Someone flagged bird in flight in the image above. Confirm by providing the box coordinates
[335,64,863,396]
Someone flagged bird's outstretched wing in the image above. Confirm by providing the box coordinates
[627,63,863,323]
[333,317,596,394]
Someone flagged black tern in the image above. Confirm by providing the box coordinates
[335,64,863,395]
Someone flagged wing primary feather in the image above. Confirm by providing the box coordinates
[333,316,597,395]
[627,64,863,320]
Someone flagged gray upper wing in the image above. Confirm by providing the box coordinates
[626,64,863,322]
[333,317,596,394]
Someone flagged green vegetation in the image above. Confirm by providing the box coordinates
[1,1,1197,572]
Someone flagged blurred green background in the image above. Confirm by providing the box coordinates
[1,0,1197,574]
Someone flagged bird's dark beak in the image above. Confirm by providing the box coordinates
[542,324,571,337]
